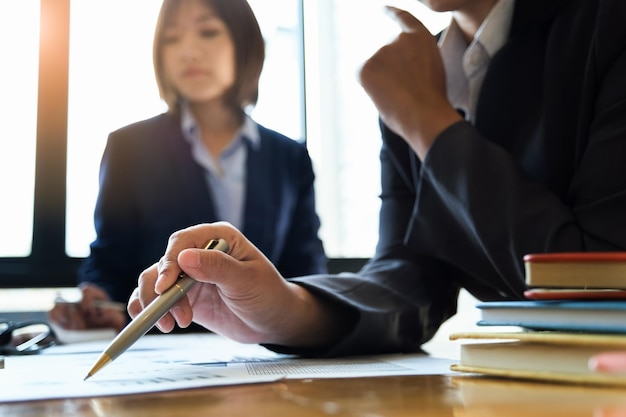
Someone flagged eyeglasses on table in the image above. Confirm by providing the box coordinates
[0,320,56,355]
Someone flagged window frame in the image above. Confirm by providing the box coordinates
[0,0,83,288]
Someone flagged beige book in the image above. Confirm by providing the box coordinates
[450,331,626,386]
[524,252,626,289]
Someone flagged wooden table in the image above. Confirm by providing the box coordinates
[5,373,626,416]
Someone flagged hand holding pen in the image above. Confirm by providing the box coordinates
[126,223,299,340]
[124,223,349,367]
[85,238,230,380]
[86,222,349,380]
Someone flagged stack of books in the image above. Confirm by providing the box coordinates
[450,252,626,386]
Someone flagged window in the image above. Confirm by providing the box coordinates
[304,0,450,256]
[0,1,40,257]
[0,0,449,287]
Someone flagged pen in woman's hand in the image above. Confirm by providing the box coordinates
[54,299,126,312]
[83,238,230,381]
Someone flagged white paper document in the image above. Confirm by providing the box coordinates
[0,333,455,402]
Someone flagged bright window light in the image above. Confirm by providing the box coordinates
[0,1,40,257]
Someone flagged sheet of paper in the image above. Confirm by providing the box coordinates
[0,333,455,403]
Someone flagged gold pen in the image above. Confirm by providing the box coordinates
[83,238,230,381]
[54,298,127,312]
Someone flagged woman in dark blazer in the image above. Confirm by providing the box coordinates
[49,0,326,332]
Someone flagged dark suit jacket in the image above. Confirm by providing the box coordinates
[285,0,626,356]
[79,113,327,303]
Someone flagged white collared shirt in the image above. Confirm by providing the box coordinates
[181,103,261,229]
[439,0,515,123]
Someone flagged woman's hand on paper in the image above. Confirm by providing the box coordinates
[47,283,127,332]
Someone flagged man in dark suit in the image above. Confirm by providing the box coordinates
[130,0,626,355]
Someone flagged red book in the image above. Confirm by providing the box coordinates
[524,288,626,300]
[524,252,626,289]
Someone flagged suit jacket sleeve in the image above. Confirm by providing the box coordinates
[78,129,143,302]
[281,0,626,357]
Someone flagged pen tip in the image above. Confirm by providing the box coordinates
[85,353,111,381]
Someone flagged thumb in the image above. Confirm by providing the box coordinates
[384,5,425,33]
[177,246,233,285]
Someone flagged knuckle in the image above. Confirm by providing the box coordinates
[168,228,185,244]
[157,256,177,276]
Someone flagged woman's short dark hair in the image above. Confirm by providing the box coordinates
[153,0,265,114]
